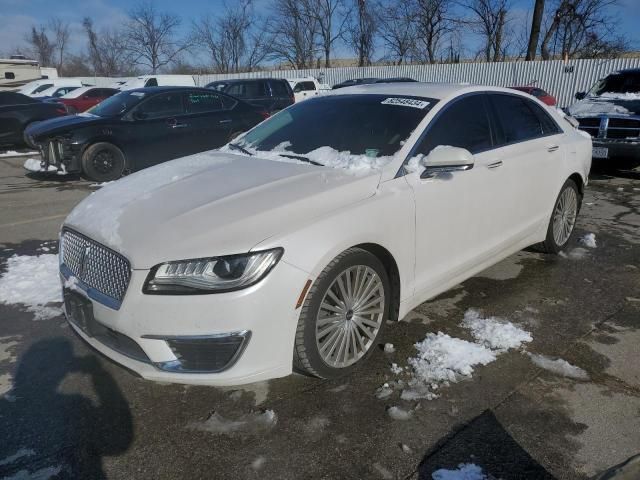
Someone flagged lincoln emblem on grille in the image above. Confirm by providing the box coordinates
[78,245,91,278]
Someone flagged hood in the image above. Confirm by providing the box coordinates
[568,93,640,117]
[64,151,381,269]
[26,113,105,140]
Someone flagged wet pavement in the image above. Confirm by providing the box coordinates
[0,156,639,479]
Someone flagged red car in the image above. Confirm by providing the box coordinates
[509,86,556,106]
[57,87,119,113]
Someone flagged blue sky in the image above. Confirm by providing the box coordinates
[1,0,638,64]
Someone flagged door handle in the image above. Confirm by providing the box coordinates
[487,160,503,169]
[547,145,559,152]
[219,119,232,124]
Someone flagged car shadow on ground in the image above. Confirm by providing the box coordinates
[418,410,557,479]
[0,337,133,479]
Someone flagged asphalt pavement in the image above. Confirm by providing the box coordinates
[0,155,638,479]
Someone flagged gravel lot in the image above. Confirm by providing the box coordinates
[0,155,638,480]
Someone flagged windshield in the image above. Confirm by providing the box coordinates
[589,72,640,96]
[236,94,436,168]
[88,91,147,117]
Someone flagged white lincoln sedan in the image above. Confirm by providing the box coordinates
[60,83,591,385]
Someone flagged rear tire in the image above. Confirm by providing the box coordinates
[293,248,390,379]
[538,179,581,254]
[81,142,126,182]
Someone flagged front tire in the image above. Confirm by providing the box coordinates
[539,179,581,254]
[81,142,126,182]
[294,248,390,379]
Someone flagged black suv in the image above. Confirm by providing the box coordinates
[205,78,294,114]
[569,68,640,166]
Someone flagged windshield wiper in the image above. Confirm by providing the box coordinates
[277,153,324,166]
[228,142,253,156]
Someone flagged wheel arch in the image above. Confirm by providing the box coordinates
[568,172,585,196]
[352,243,401,322]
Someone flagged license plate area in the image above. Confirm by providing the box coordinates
[592,147,608,158]
[64,289,97,336]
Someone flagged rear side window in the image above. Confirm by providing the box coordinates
[137,92,184,119]
[527,100,562,135]
[185,91,223,113]
[490,94,543,144]
[227,81,267,98]
[269,81,289,96]
[145,78,158,87]
[415,94,493,155]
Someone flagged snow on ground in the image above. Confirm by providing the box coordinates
[221,142,393,172]
[462,310,532,351]
[387,406,413,420]
[432,463,487,480]
[384,343,395,353]
[90,181,115,188]
[23,158,68,175]
[580,233,597,248]
[0,150,38,158]
[189,410,277,435]
[251,456,266,471]
[528,353,589,380]
[0,254,62,320]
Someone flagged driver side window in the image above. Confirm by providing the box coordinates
[414,94,493,156]
[136,92,184,119]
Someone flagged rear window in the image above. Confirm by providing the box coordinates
[241,94,436,157]
[226,81,267,98]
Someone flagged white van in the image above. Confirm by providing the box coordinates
[16,78,83,96]
[118,75,196,90]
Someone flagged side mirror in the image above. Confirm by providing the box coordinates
[419,146,474,179]
[133,111,148,120]
[575,91,586,100]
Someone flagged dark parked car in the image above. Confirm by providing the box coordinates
[332,77,417,89]
[205,78,294,113]
[568,68,640,166]
[25,87,268,182]
[0,92,67,147]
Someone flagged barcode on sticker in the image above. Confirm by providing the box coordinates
[381,98,430,109]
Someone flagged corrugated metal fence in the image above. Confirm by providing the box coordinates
[195,57,640,107]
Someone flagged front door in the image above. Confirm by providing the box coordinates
[126,91,188,169]
[404,93,508,298]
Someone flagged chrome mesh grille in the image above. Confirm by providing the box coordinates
[61,229,131,302]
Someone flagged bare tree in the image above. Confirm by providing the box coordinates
[526,0,545,60]
[192,0,269,73]
[346,0,377,66]
[123,2,190,73]
[25,25,54,66]
[540,0,624,60]
[377,0,416,64]
[49,18,70,72]
[462,0,509,62]
[302,0,349,68]
[83,18,130,76]
[268,0,319,68]
[413,0,454,63]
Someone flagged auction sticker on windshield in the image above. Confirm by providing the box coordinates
[381,98,430,109]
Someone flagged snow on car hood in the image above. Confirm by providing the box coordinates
[568,93,640,117]
[64,150,382,269]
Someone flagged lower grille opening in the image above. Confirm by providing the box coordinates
[165,334,249,373]
[94,327,151,364]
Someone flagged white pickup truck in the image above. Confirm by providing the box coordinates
[286,77,331,103]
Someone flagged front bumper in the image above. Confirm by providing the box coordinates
[62,259,309,385]
[34,137,82,173]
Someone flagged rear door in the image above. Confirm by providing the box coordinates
[487,93,565,236]
[181,90,235,155]
[125,91,187,168]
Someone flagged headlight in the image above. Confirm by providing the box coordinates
[143,248,283,294]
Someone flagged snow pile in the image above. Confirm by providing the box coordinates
[404,146,462,174]
[24,158,56,173]
[1,150,37,157]
[251,456,266,471]
[462,309,532,351]
[580,233,597,248]
[222,142,393,172]
[387,406,413,421]
[528,353,589,380]
[569,99,631,117]
[0,254,62,320]
[600,92,640,100]
[432,463,487,480]
[385,309,532,401]
[189,410,277,435]
[384,343,395,353]
[90,181,115,188]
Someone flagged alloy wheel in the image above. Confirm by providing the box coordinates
[552,187,578,246]
[315,265,385,368]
